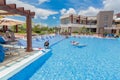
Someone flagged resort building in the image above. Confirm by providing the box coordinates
[97,11,114,35]
[60,11,120,36]
[60,14,93,34]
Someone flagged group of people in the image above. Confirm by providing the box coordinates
[0,29,16,42]
[1,29,50,49]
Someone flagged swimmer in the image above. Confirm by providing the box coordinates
[44,40,49,49]
[71,41,79,45]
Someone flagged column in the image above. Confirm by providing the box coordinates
[86,17,88,24]
[70,27,72,34]
[5,25,8,31]
[15,25,18,33]
[70,14,73,23]
[26,15,33,52]
[116,29,119,35]
[3,25,6,32]
[78,16,80,24]
[0,0,6,5]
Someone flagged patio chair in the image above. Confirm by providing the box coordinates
[0,35,20,55]
[0,44,20,57]
[0,44,19,63]
[0,32,18,45]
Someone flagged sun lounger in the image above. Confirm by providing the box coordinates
[0,44,20,62]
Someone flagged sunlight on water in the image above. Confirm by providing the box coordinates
[30,37,120,80]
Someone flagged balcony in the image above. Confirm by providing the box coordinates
[60,23,97,28]
[105,25,120,29]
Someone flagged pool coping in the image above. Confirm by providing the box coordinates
[0,49,50,80]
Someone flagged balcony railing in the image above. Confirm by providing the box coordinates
[60,24,120,29]
[60,23,97,28]
[105,25,120,29]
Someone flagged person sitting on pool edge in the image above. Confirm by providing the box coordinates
[44,40,49,49]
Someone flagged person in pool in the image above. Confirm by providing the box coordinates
[71,41,79,46]
[44,40,49,49]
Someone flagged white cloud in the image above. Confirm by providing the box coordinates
[66,8,76,15]
[6,0,58,20]
[79,6,101,16]
[103,0,120,13]
[60,8,76,15]
[35,9,58,19]
[38,0,50,4]
[78,0,120,16]
[62,0,120,17]
[60,8,67,15]
[53,16,56,19]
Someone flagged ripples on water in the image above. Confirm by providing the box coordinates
[30,37,120,80]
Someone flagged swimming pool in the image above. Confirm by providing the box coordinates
[11,37,120,80]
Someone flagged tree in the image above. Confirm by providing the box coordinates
[32,25,56,35]
[18,23,26,33]
[32,25,41,33]
[79,26,89,34]
[48,28,54,33]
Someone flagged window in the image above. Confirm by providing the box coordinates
[104,23,108,27]
[104,15,108,21]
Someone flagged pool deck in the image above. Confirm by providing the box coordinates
[0,48,50,80]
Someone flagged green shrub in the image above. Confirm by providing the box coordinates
[72,31,78,33]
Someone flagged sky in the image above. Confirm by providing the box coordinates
[6,0,120,27]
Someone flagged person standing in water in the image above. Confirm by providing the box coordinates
[44,40,49,49]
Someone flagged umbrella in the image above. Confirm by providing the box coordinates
[0,18,24,26]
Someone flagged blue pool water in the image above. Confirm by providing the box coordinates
[9,37,120,80]
[30,37,120,80]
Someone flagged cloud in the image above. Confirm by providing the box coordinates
[103,0,120,13]
[53,16,56,19]
[60,9,67,15]
[79,6,101,16]
[60,8,76,15]
[62,0,120,17]
[78,0,120,16]
[6,0,58,19]
[38,0,50,4]
[60,7,99,16]
[35,9,58,19]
